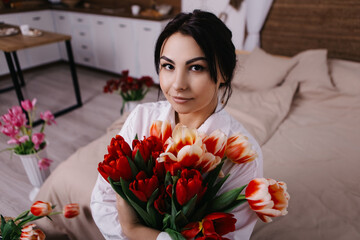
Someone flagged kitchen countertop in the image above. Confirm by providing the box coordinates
[0,3,176,21]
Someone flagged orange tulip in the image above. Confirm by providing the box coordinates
[30,201,52,217]
[150,120,172,144]
[20,224,45,240]
[202,129,227,158]
[225,133,257,164]
[63,203,80,218]
[245,178,290,223]
[172,124,201,152]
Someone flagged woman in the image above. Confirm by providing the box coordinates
[91,10,263,240]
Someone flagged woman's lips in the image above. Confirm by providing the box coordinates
[172,96,193,104]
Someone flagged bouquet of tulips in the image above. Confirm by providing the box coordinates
[98,121,290,239]
[0,201,79,240]
[103,70,154,114]
[0,98,56,170]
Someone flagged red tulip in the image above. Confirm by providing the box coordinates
[20,224,45,240]
[245,178,290,223]
[30,201,52,216]
[63,203,80,218]
[225,133,257,164]
[181,221,201,239]
[176,169,207,206]
[154,186,167,215]
[201,212,236,236]
[181,213,236,239]
[107,135,132,159]
[132,136,163,163]
[129,171,159,202]
[98,155,133,182]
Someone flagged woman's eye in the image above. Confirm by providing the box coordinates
[190,65,204,72]
[161,63,174,70]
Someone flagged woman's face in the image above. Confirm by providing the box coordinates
[159,32,221,126]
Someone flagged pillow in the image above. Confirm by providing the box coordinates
[329,58,360,95]
[232,47,297,91]
[285,49,335,96]
[225,81,298,146]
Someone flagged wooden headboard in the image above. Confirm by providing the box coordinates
[260,0,360,62]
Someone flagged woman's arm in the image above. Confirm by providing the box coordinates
[116,195,162,240]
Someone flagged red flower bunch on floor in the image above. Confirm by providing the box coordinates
[98,121,290,239]
[103,70,154,113]
[0,201,79,240]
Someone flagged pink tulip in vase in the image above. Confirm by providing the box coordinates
[0,99,56,201]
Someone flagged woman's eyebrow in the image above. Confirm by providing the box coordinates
[160,56,174,64]
[185,57,207,65]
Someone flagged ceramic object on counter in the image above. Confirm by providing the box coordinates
[131,5,141,16]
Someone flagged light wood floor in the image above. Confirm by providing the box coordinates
[0,62,159,217]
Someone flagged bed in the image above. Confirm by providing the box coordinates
[34,1,360,239]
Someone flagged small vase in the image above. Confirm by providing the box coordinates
[16,149,50,201]
[120,101,139,115]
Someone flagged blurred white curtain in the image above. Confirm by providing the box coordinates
[243,0,273,51]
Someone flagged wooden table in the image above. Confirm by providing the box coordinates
[0,24,82,125]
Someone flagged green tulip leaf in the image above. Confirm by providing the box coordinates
[134,150,150,175]
[175,211,189,229]
[202,174,230,204]
[189,202,208,222]
[221,199,248,213]
[1,214,6,233]
[165,171,172,186]
[208,185,247,212]
[126,196,156,228]
[162,214,171,230]
[14,210,29,221]
[182,195,197,218]
[147,188,159,211]
[147,156,155,175]
[203,160,225,188]
[165,228,187,240]
[109,178,127,201]
[126,156,139,178]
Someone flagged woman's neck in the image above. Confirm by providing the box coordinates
[175,103,218,129]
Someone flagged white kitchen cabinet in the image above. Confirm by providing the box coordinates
[0,13,29,75]
[133,19,168,83]
[110,17,137,75]
[91,15,115,72]
[70,13,95,67]
[18,10,61,66]
[52,11,72,60]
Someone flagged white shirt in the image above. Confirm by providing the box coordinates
[91,101,263,240]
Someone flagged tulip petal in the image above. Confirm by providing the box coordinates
[177,145,203,168]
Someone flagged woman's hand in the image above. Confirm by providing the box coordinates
[116,195,161,240]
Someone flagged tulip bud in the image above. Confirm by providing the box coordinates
[30,201,52,216]
[63,203,80,218]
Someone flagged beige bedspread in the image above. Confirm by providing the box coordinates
[34,49,360,239]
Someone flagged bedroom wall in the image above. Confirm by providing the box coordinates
[261,0,360,61]
[182,0,246,50]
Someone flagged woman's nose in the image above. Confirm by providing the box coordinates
[173,69,188,91]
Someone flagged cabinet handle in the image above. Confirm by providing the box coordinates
[143,27,151,31]
[81,45,88,49]
[119,24,126,28]
[77,18,83,22]
[32,16,41,21]
[79,32,85,36]
[83,57,90,62]
[59,16,65,20]
[97,21,103,25]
